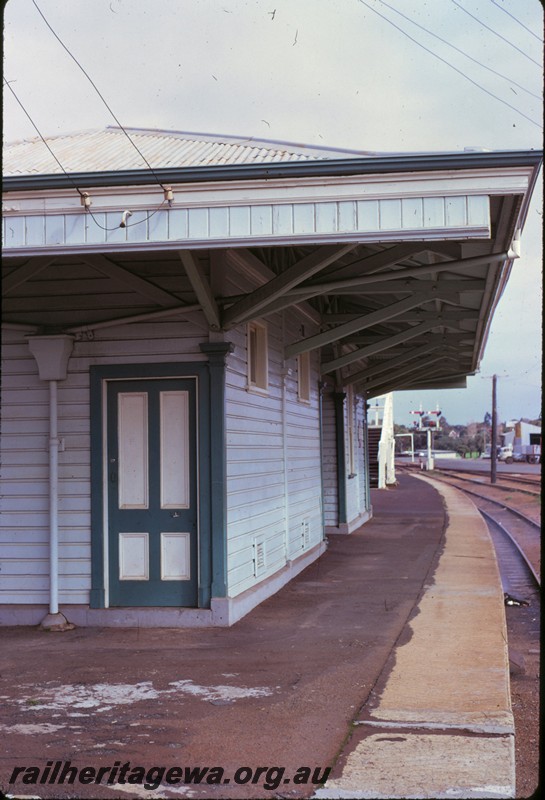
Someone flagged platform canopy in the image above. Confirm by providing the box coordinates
[2,127,542,396]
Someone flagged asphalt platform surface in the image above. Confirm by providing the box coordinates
[1,474,448,799]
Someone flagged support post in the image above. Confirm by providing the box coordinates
[199,342,234,599]
[334,392,347,526]
[491,374,498,485]
[427,428,434,471]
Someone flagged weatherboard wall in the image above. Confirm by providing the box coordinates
[1,306,328,608]
[0,323,207,607]
[321,387,371,534]
[223,276,324,599]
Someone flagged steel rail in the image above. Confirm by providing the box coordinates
[479,508,540,588]
[408,468,541,589]
[405,469,541,530]
[431,469,541,498]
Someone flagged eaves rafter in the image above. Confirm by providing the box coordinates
[3,257,55,295]
[343,342,441,386]
[178,250,221,330]
[321,319,442,373]
[81,254,182,307]
[285,291,456,359]
[221,243,357,328]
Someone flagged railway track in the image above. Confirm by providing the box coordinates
[400,466,541,588]
[401,462,541,496]
[401,466,540,797]
[434,469,541,497]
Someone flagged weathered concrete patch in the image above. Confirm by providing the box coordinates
[314,732,515,799]
[168,679,274,701]
[16,681,161,711]
[10,679,275,717]
[0,722,66,735]
[109,783,197,798]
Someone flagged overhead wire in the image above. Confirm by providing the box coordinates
[376,0,540,100]
[4,78,168,232]
[357,0,542,128]
[489,0,542,44]
[3,77,85,200]
[31,0,169,192]
[451,0,542,68]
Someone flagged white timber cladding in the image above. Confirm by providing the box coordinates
[0,324,205,605]
[224,266,323,597]
[2,193,491,253]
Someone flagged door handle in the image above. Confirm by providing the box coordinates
[170,511,181,518]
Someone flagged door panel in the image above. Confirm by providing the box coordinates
[107,378,198,607]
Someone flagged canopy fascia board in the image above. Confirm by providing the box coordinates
[4,153,539,255]
[1,210,492,258]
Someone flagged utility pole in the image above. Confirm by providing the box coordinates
[491,374,497,485]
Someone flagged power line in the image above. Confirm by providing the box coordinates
[357,0,542,129]
[4,78,167,233]
[3,78,85,200]
[451,0,542,68]
[489,0,542,44]
[376,0,540,100]
[31,0,168,192]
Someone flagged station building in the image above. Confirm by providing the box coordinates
[1,128,541,627]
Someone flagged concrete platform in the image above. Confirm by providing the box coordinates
[316,474,514,799]
[0,475,512,799]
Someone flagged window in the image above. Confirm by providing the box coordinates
[298,351,311,402]
[247,321,268,391]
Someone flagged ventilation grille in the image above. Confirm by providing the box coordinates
[302,519,310,549]
[253,538,266,577]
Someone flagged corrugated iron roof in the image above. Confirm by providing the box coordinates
[3,126,378,176]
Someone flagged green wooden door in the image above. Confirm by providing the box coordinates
[107,378,198,607]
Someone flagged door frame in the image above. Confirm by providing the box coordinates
[90,362,214,609]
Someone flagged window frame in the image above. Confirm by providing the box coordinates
[247,320,269,393]
[297,351,311,403]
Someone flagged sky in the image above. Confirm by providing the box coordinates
[2,0,543,425]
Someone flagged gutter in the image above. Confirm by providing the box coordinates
[3,150,542,193]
